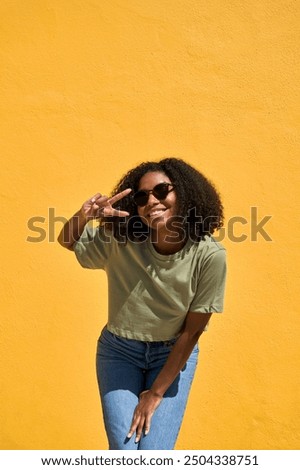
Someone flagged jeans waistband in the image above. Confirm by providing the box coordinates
[102,325,178,348]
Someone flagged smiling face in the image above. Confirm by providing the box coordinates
[136,171,178,231]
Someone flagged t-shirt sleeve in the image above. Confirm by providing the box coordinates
[73,224,111,269]
[189,248,227,313]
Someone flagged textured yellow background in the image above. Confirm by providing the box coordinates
[1,0,299,450]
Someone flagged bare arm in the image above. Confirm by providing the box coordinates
[57,189,132,251]
[127,311,213,443]
[57,207,88,251]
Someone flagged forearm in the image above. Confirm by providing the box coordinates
[127,314,213,441]
[57,209,88,250]
[150,332,198,397]
[150,312,212,397]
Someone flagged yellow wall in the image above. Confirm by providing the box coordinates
[1,0,299,450]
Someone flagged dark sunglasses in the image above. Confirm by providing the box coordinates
[132,182,175,207]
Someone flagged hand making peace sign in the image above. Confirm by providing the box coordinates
[81,188,132,220]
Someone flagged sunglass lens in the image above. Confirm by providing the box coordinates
[153,183,170,200]
[133,191,148,206]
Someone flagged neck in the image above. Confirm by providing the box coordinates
[150,227,187,255]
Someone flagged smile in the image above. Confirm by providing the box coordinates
[147,209,166,218]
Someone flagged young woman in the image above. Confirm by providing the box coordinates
[58,157,226,450]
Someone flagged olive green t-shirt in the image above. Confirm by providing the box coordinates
[74,224,226,341]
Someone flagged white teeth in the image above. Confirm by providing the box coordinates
[149,210,164,217]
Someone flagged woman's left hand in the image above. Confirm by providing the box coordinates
[127,390,163,443]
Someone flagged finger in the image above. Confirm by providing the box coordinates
[108,188,132,206]
[91,196,109,214]
[144,413,152,436]
[90,193,102,202]
[127,423,137,439]
[135,418,145,443]
[93,195,109,205]
[127,410,140,439]
[111,209,130,217]
[87,193,108,206]
[101,206,129,218]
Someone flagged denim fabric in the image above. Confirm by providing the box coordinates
[96,326,199,450]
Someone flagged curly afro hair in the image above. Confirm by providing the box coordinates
[101,157,224,243]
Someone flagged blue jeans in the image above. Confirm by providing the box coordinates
[96,326,199,450]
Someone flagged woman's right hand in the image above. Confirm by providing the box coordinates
[80,188,132,221]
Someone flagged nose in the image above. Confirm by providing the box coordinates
[147,192,160,204]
